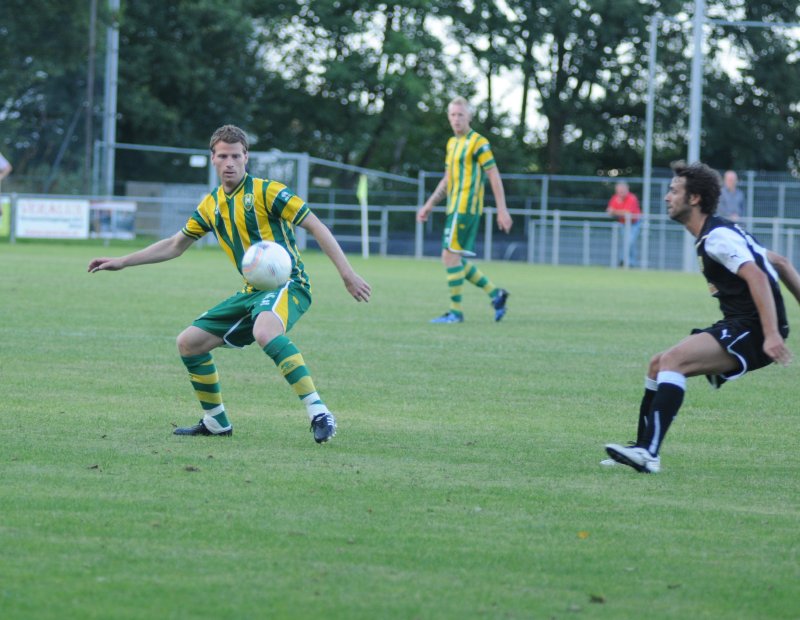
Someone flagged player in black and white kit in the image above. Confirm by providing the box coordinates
[604,161,800,473]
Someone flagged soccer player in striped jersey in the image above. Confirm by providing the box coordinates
[604,161,800,473]
[417,96,513,324]
[88,125,371,443]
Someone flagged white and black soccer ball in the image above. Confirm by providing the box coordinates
[241,241,292,290]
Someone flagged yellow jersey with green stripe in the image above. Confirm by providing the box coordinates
[182,174,311,292]
[445,130,496,216]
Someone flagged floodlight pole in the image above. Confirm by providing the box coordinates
[641,14,661,270]
[681,0,706,272]
[101,0,120,197]
[84,0,98,194]
[688,0,705,163]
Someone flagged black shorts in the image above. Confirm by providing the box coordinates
[691,318,787,388]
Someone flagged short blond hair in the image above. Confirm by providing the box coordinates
[209,125,249,153]
[448,96,473,117]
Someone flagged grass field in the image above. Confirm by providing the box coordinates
[1,241,799,620]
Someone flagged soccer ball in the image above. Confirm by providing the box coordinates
[241,241,292,290]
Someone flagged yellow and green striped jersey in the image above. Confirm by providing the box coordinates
[445,130,496,216]
[182,174,311,292]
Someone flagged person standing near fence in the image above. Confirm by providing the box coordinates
[0,150,11,206]
[603,161,800,473]
[718,170,745,222]
[88,124,371,443]
[416,96,513,324]
[0,150,11,234]
[606,181,642,267]
[0,151,11,188]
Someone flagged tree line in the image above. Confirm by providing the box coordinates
[1,0,798,194]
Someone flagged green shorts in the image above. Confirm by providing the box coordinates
[192,281,312,348]
[442,210,480,256]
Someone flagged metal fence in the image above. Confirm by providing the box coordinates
[4,141,800,271]
[419,170,800,221]
[303,204,800,273]
[5,191,800,273]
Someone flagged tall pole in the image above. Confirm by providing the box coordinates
[683,0,706,272]
[687,0,705,163]
[641,14,661,270]
[102,0,120,196]
[84,0,98,194]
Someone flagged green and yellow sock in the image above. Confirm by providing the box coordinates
[462,258,497,297]
[181,353,231,431]
[263,335,328,420]
[446,264,465,317]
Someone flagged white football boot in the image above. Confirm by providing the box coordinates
[604,444,661,473]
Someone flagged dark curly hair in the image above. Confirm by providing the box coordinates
[670,161,721,215]
[209,125,249,153]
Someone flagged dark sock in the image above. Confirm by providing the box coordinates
[637,377,658,444]
[641,371,685,456]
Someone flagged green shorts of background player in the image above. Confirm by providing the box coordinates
[88,124,371,443]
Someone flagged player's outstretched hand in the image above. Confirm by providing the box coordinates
[88,257,124,273]
[497,211,513,233]
[344,272,371,303]
[764,334,792,367]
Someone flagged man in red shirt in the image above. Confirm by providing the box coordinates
[606,181,642,267]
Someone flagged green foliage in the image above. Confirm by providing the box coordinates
[0,0,102,192]
[247,0,465,174]
[1,241,800,618]
[701,0,800,170]
[1,1,798,188]
[493,0,690,174]
[640,1,800,173]
[114,0,280,184]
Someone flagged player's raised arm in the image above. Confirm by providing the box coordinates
[88,231,195,273]
[767,250,800,307]
[299,212,371,303]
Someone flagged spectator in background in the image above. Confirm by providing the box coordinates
[0,150,11,220]
[606,181,642,267]
[0,153,13,208]
[0,151,11,187]
[718,170,745,222]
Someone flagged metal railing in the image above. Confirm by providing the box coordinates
[5,193,800,272]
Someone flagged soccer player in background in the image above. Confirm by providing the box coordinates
[604,161,800,473]
[88,124,371,442]
[417,96,513,323]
